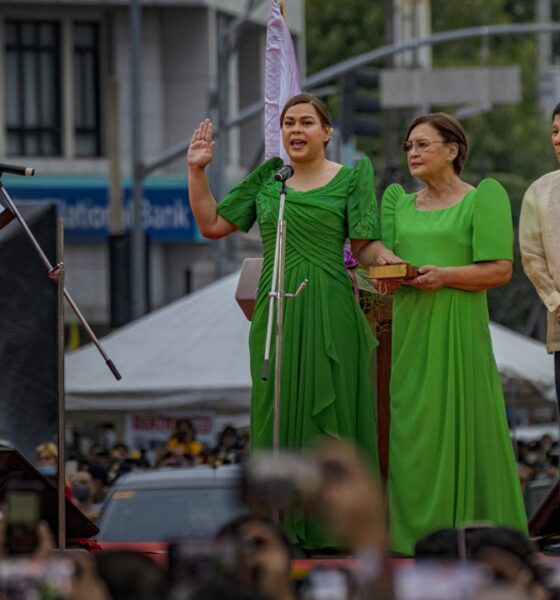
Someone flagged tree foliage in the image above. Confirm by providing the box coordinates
[305,0,384,76]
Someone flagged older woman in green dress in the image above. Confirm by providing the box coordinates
[187,93,397,550]
[382,113,527,556]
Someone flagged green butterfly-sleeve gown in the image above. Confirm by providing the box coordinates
[217,157,380,550]
[382,179,527,556]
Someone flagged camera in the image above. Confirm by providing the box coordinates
[242,450,349,513]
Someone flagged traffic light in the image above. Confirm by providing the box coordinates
[341,68,381,141]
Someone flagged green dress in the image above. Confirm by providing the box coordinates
[217,157,380,549]
[382,179,527,556]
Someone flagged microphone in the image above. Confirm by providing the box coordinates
[0,162,35,177]
[274,165,294,182]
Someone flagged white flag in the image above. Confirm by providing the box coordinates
[264,0,302,163]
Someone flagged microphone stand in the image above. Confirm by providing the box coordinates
[0,176,122,381]
[261,173,307,454]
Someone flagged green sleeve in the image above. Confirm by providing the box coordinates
[381,183,406,252]
[216,157,283,232]
[472,178,514,262]
[346,157,380,240]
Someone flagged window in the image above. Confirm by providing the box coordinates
[73,22,101,157]
[3,19,102,158]
[5,20,61,156]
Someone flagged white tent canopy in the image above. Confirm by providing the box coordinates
[66,272,252,412]
[66,272,556,411]
[488,320,555,401]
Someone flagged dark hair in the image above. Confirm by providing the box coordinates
[177,418,195,432]
[279,93,333,146]
[112,442,128,452]
[218,426,238,446]
[414,528,461,559]
[95,550,169,600]
[216,515,295,560]
[405,112,469,175]
[187,583,265,600]
[552,102,560,121]
[469,527,541,571]
[88,463,109,485]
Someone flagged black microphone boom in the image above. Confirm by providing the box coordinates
[274,165,294,182]
[0,162,35,177]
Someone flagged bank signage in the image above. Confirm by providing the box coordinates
[6,178,201,243]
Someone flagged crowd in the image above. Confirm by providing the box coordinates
[0,438,559,599]
[36,423,560,531]
[516,434,560,493]
[156,420,248,469]
[31,420,248,524]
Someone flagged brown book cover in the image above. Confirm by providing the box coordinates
[368,263,418,280]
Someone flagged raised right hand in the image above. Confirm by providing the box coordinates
[187,119,215,170]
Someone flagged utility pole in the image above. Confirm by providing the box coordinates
[536,0,553,116]
[382,0,400,188]
[130,0,146,319]
[390,0,432,185]
[208,12,231,279]
[393,0,432,70]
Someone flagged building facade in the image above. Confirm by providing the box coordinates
[0,0,304,328]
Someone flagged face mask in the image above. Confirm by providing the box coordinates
[37,464,56,477]
[525,452,538,463]
[71,483,91,502]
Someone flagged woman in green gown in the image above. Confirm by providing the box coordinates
[381,113,527,556]
[187,93,398,550]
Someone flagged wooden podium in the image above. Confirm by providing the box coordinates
[373,295,393,483]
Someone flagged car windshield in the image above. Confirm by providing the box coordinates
[96,486,243,542]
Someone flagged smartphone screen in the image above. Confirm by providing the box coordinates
[9,492,40,530]
[6,488,41,554]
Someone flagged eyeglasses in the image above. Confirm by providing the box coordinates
[402,139,447,154]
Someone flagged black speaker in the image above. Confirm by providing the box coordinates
[0,447,98,543]
[0,204,58,461]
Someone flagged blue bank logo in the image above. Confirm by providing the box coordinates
[8,181,201,243]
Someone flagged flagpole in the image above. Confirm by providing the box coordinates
[260,0,305,452]
[0,179,122,381]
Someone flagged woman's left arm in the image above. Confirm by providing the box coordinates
[410,260,512,292]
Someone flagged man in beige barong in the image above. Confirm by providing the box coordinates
[519,102,560,409]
